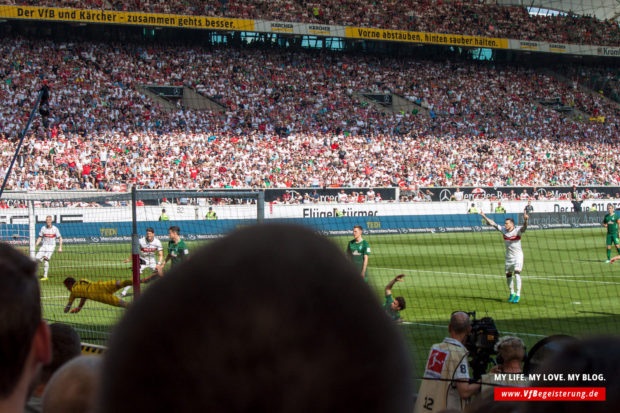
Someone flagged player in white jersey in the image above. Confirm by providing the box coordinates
[121,227,163,296]
[479,210,529,303]
[35,216,63,280]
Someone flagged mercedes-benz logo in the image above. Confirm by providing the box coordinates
[439,189,452,202]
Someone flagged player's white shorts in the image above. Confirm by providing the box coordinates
[139,258,158,274]
[505,254,523,273]
[36,246,55,261]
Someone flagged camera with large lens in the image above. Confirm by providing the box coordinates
[465,311,499,380]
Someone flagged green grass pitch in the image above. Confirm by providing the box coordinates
[38,227,620,380]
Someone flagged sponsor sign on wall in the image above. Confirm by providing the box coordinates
[409,186,620,202]
[0,5,617,58]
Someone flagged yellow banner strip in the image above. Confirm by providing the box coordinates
[0,5,254,31]
[345,27,508,49]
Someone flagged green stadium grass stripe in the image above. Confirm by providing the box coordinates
[369,266,620,285]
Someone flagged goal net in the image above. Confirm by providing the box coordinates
[2,190,262,345]
[264,188,620,381]
[4,187,620,381]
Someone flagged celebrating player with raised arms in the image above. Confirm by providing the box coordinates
[479,210,529,303]
[35,215,63,281]
[121,227,163,295]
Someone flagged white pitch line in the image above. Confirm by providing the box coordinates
[369,266,620,286]
[52,263,128,269]
[41,296,69,299]
[401,321,546,338]
[533,274,620,279]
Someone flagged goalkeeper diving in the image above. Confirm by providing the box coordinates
[63,278,132,313]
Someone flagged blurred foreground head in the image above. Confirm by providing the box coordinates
[101,224,413,413]
[524,336,620,413]
[42,355,102,413]
[0,242,50,413]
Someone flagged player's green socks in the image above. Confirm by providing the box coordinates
[608,249,611,260]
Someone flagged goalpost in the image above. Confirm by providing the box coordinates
[0,189,264,345]
[130,189,264,296]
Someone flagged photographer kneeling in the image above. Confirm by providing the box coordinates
[414,312,480,412]
[480,336,527,396]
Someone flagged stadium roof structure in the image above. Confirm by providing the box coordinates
[498,0,620,21]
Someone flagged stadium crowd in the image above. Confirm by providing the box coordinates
[0,0,619,46]
[0,38,619,191]
[557,64,620,104]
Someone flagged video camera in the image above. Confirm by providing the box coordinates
[465,311,499,380]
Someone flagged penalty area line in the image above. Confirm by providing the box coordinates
[369,266,620,285]
[53,263,127,269]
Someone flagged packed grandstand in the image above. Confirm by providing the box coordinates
[0,1,618,192]
[1,0,619,45]
[1,3,620,410]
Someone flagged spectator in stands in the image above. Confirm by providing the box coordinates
[0,37,619,191]
[41,355,102,413]
[453,187,464,201]
[3,0,618,46]
[26,323,82,413]
[0,243,51,413]
[100,224,413,412]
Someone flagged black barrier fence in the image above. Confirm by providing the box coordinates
[108,187,398,204]
[263,187,397,202]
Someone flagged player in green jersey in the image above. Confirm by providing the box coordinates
[165,226,189,268]
[602,204,620,263]
[346,225,371,280]
[384,274,406,322]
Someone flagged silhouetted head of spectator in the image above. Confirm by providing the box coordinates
[38,323,82,389]
[0,243,51,411]
[524,336,620,413]
[42,355,101,413]
[101,224,413,413]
